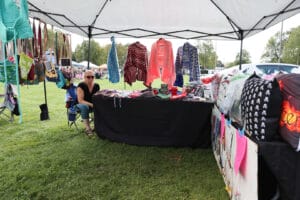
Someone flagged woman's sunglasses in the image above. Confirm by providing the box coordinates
[86,76,94,79]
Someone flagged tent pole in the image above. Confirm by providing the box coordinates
[87,26,92,70]
[278,20,284,63]
[55,32,58,65]
[239,30,244,70]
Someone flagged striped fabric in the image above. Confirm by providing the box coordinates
[182,42,200,82]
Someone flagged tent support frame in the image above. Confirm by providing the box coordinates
[87,26,92,69]
[239,30,244,70]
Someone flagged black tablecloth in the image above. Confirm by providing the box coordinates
[93,94,214,147]
[258,141,300,200]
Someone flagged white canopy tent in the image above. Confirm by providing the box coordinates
[79,61,98,69]
[27,0,300,67]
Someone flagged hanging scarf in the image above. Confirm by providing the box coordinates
[38,21,43,58]
[107,36,120,83]
[43,22,48,52]
[32,19,38,58]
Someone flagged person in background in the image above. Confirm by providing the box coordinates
[77,70,100,135]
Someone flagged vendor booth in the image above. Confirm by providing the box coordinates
[26,1,300,199]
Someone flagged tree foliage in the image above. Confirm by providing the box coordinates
[197,40,218,69]
[74,40,102,65]
[282,26,300,65]
[227,49,251,67]
[261,31,288,63]
[73,40,129,67]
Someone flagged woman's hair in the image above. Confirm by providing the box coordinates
[84,70,94,77]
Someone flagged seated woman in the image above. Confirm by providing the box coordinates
[77,70,100,135]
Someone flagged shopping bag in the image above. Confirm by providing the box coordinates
[19,52,33,80]
[44,61,58,82]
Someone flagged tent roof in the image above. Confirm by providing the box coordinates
[27,0,300,40]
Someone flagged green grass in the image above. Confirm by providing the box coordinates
[0,78,228,200]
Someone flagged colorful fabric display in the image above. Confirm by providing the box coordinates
[146,38,175,89]
[124,42,148,85]
[241,74,282,141]
[234,129,247,175]
[107,36,120,83]
[276,73,300,151]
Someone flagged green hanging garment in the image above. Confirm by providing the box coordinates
[0,0,33,42]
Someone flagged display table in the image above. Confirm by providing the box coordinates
[93,94,214,147]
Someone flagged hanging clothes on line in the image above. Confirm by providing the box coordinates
[182,42,200,82]
[43,22,48,52]
[107,36,120,83]
[124,41,148,86]
[174,46,183,87]
[174,42,200,86]
[146,38,175,89]
[32,19,38,58]
[38,21,43,58]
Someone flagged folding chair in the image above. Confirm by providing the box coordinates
[65,84,95,132]
[0,94,13,121]
[0,83,16,122]
[65,84,80,131]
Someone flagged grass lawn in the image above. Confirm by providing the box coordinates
[0,78,228,200]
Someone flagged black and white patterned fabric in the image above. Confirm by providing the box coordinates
[241,74,282,141]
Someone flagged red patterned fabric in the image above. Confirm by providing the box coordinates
[124,42,148,85]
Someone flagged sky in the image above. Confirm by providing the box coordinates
[71,13,300,65]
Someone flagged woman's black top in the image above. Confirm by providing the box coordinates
[78,82,100,103]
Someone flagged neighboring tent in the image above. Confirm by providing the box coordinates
[27,0,300,40]
[79,61,98,69]
[99,64,107,70]
[71,60,84,68]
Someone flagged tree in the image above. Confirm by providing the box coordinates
[282,26,300,64]
[74,40,102,65]
[197,40,218,69]
[216,60,224,69]
[227,49,251,67]
[73,41,129,67]
[261,31,288,63]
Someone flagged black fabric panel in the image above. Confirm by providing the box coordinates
[258,149,278,200]
[259,141,300,200]
[241,74,282,141]
[93,94,213,148]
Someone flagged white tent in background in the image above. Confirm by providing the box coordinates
[79,61,98,69]
[72,61,85,68]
